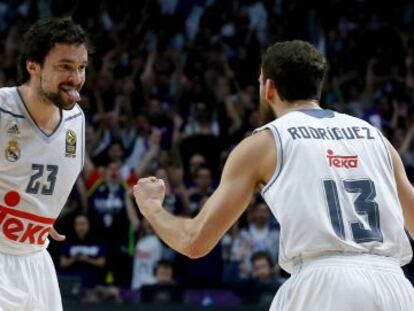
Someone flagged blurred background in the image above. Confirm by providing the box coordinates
[0,0,413,310]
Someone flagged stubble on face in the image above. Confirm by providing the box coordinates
[38,75,78,110]
[260,96,275,124]
[37,43,87,111]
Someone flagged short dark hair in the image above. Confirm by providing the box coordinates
[251,251,273,266]
[17,17,94,84]
[155,259,174,273]
[261,40,327,102]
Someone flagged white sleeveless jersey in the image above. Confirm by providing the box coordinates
[255,108,412,273]
[0,87,84,255]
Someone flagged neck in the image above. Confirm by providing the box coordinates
[18,84,61,134]
[276,99,320,117]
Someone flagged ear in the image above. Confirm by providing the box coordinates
[265,79,283,104]
[26,60,40,77]
[264,79,277,102]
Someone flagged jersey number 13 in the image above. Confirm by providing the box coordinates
[323,179,383,243]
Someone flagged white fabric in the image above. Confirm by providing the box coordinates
[131,235,162,289]
[270,254,414,311]
[0,87,84,255]
[255,109,412,273]
[0,250,62,311]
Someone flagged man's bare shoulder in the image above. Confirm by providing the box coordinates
[232,129,274,156]
[229,129,276,187]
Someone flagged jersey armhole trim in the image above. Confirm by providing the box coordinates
[262,124,283,195]
[80,107,85,170]
[376,129,393,172]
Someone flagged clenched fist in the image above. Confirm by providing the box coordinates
[133,177,166,216]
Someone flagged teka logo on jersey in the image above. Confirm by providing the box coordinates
[0,191,55,245]
[327,149,358,168]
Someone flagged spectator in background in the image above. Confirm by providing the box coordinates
[84,130,161,190]
[59,215,107,302]
[236,251,285,305]
[185,153,207,186]
[221,222,241,284]
[140,260,184,303]
[131,218,163,290]
[188,165,215,214]
[154,260,175,285]
[49,179,88,264]
[231,200,279,279]
[180,102,223,182]
[86,161,139,288]
[174,195,223,289]
[122,120,162,180]
[147,97,175,150]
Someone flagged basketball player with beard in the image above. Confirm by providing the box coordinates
[134,40,414,310]
[0,18,92,310]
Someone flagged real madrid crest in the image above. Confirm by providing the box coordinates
[65,129,77,158]
[5,140,21,162]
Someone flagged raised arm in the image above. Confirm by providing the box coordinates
[387,140,414,238]
[133,130,275,258]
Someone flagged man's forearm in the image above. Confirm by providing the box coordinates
[144,202,200,258]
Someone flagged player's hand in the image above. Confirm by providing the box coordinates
[133,177,165,216]
[49,226,66,242]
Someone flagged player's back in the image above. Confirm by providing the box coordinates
[257,108,412,273]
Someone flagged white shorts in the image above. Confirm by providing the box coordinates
[0,250,62,311]
[270,254,414,311]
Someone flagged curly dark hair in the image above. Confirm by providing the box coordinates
[261,40,327,102]
[17,17,94,84]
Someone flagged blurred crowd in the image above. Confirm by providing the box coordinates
[0,0,413,306]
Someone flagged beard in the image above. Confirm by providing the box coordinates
[259,96,276,125]
[39,76,80,111]
[42,89,77,110]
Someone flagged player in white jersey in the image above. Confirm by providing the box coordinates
[0,18,92,310]
[133,40,414,310]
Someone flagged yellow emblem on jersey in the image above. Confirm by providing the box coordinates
[65,129,76,158]
[5,140,20,162]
